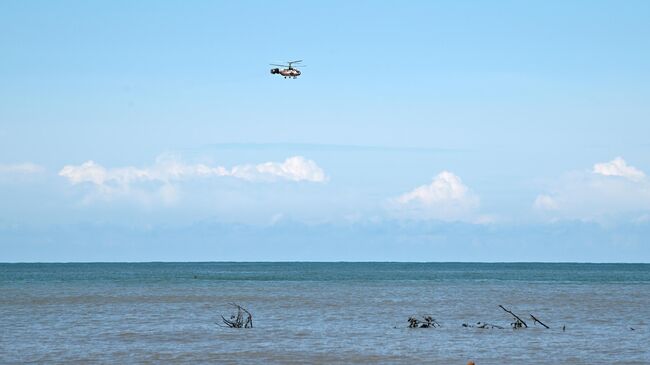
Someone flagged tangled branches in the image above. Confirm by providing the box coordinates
[408,315,441,328]
[460,306,549,330]
[218,303,253,328]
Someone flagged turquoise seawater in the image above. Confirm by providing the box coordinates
[1,263,649,364]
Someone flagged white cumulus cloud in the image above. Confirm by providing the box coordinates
[534,157,650,221]
[392,171,480,222]
[230,156,327,182]
[593,157,645,181]
[59,156,326,186]
[59,159,228,187]
[59,155,327,203]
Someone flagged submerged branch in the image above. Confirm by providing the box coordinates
[530,314,550,329]
[462,322,505,329]
[499,305,528,328]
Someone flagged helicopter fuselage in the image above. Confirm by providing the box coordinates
[270,67,301,78]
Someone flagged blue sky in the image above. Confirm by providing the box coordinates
[1,0,649,262]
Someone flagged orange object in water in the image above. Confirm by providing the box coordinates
[468,362,476,365]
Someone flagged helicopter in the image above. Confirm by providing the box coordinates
[270,60,305,79]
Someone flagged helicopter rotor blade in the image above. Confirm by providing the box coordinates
[288,60,303,64]
[270,64,288,67]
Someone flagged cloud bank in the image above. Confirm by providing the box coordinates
[534,157,650,221]
[391,171,480,222]
[59,156,326,185]
[59,156,327,203]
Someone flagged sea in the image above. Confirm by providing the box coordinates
[1,262,649,364]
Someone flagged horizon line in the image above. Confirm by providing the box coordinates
[2,261,648,264]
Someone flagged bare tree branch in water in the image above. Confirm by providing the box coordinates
[530,313,549,328]
[462,308,549,330]
[217,303,253,328]
[499,305,528,328]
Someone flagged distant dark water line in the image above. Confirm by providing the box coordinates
[2,262,649,284]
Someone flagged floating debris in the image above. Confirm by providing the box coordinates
[217,303,253,328]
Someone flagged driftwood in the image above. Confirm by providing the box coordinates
[218,303,253,328]
[412,306,550,331]
[530,313,550,329]
[462,322,505,329]
[408,315,440,328]
[499,305,528,328]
